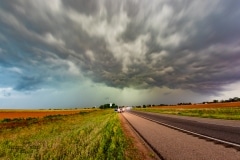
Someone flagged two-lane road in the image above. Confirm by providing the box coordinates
[123,111,240,160]
[130,110,240,146]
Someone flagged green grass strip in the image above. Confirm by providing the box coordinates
[135,107,240,120]
[0,110,135,160]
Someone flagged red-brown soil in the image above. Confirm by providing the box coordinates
[153,102,240,109]
[0,110,83,120]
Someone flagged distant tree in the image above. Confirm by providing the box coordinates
[99,103,118,109]
[111,103,118,108]
[233,97,240,102]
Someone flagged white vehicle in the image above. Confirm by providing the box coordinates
[115,107,125,113]
[117,108,121,113]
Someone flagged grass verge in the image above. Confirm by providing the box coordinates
[135,107,240,120]
[0,110,138,160]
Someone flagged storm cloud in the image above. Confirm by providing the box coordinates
[0,0,240,108]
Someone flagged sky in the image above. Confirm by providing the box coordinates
[0,0,240,109]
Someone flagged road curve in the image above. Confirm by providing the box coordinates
[122,112,240,160]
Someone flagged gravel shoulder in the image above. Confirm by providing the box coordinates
[123,112,240,160]
[119,113,157,160]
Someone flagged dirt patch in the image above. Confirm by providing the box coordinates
[119,113,157,160]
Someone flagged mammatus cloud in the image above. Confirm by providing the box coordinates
[0,0,240,98]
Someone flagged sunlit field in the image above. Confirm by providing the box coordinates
[0,109,89,120]
[0,109,139,159]
[136,102,240,120]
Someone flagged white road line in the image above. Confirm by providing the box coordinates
[130,112,240,149]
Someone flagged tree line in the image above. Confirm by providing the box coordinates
[99,103,118,109]
[98,97,240,109]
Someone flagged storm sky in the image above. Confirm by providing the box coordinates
[1,0,240,109]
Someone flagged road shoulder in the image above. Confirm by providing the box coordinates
[119,113,157,160]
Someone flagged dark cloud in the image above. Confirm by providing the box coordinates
[14,76,44,91]
[0,0,240,96]
[62,0,100,16]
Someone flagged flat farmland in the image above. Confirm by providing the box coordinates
[137,102,240,120]
[154,102,240,109]
[0,110,145,159]
[0,109,90,120]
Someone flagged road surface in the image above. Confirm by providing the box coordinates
[129,110,240,146]
[122,111,240,160]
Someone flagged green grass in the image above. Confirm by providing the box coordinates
[0,110,137,160]
[135,107,240,120]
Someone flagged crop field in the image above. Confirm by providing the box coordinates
[0,109,87,120]
[154,102,240,109]
[0,109,140,159]
[136,102,240,120]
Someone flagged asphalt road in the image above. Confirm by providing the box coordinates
[130,110,240,146]
[123,112,240,160]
